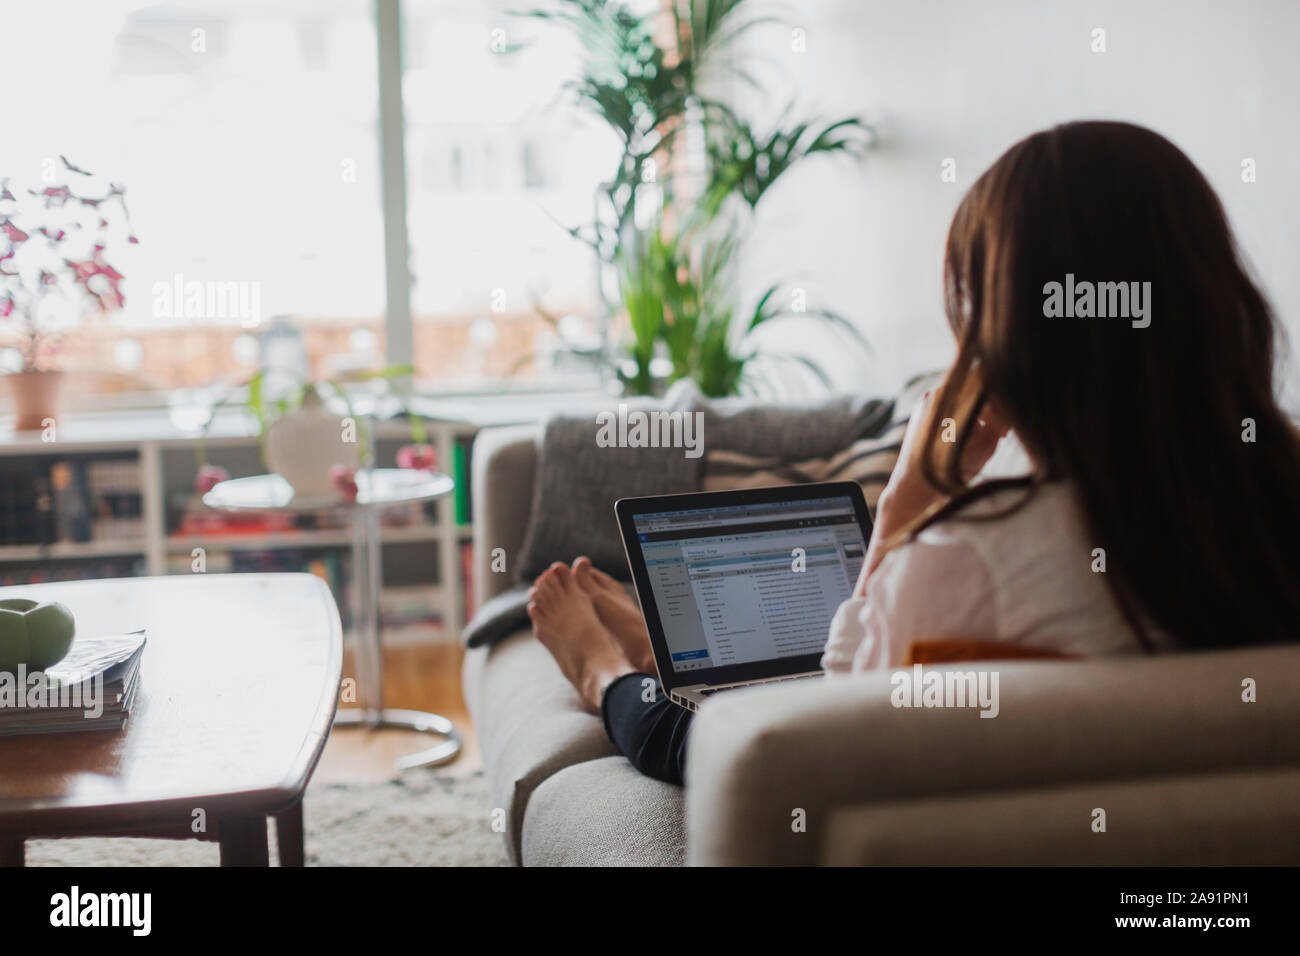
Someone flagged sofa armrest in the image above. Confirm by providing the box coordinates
[821,766,1300,865]
[685,645,1300,865]
[471,425,538,606]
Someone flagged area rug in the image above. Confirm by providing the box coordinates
[25,770,510,867]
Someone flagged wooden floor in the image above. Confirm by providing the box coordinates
[316,642,480,785]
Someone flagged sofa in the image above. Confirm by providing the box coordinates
[463,424,1300,866]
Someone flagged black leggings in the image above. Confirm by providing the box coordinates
[600,672,693,786]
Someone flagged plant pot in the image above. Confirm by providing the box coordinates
[264,391,361,498]
[6,370,64,432]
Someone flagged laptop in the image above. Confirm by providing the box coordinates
[615,482,874,711]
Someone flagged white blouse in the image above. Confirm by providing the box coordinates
[822,433,1167,673]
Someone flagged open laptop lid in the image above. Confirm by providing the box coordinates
[615,482,874,693]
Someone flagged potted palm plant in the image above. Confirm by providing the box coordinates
[521,0,870,396]
[0,159,136,428]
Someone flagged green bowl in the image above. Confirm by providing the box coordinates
[0,599,76,672]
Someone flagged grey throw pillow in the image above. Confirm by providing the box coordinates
[515,383,702,583]
[514,381,895,584]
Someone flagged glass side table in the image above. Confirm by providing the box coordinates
[203,468,461,769]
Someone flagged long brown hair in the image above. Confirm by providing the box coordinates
[910,121,1300,650]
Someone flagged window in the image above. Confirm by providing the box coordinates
[402,0,616,387]
[1,0,610,410]
[1,1,385,407]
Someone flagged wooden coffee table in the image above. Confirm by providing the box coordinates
[0,574,342,867]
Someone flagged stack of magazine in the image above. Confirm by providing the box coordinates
[0,630,146,737]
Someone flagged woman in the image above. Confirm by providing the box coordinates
[527,120,1300,785]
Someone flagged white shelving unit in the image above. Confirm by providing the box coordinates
[0,407,480,642]
[1,389,608,640]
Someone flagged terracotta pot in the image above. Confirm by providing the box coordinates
[6,370,64,432]
[264,390,361,498]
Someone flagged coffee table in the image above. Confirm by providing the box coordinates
[0,574,341,867]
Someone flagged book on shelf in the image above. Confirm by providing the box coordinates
[51,460,92,543]
[452,438,473,527]
[0,461,50,545]
[0,455,142,548]
[460,538,475,623]
[0,629,146,737]
[86,458,145,541]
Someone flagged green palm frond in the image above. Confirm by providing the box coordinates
[701,112,869,218]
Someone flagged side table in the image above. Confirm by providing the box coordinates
[204,468,461,769]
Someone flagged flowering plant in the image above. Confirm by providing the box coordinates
[396,443,436,472]
[0,157,137,372]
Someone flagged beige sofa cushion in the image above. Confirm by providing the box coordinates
[522,757,686,866]
[463,629,618,864]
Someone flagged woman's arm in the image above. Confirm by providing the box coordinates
[857,390,1008,596]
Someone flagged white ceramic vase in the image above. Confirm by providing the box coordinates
[265,389,361,498]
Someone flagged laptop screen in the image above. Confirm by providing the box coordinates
[630,494,868,675]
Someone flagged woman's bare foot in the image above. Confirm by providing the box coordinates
[572,557,656,673]
[572,556,625,598]
[527,563,636,714]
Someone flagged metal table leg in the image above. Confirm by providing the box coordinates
[333,492,461,769]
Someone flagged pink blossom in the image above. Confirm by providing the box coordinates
[396,443,437,471]
[330,465,359,502]
[34,185,72,208]
[1,163,135,326]
[194,464,230,494]
[65,244,126,310]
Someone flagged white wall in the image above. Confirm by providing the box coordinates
[735,0,1299,408]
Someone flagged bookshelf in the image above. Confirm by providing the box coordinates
[1,389,606,640]
[0,407,480,642]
